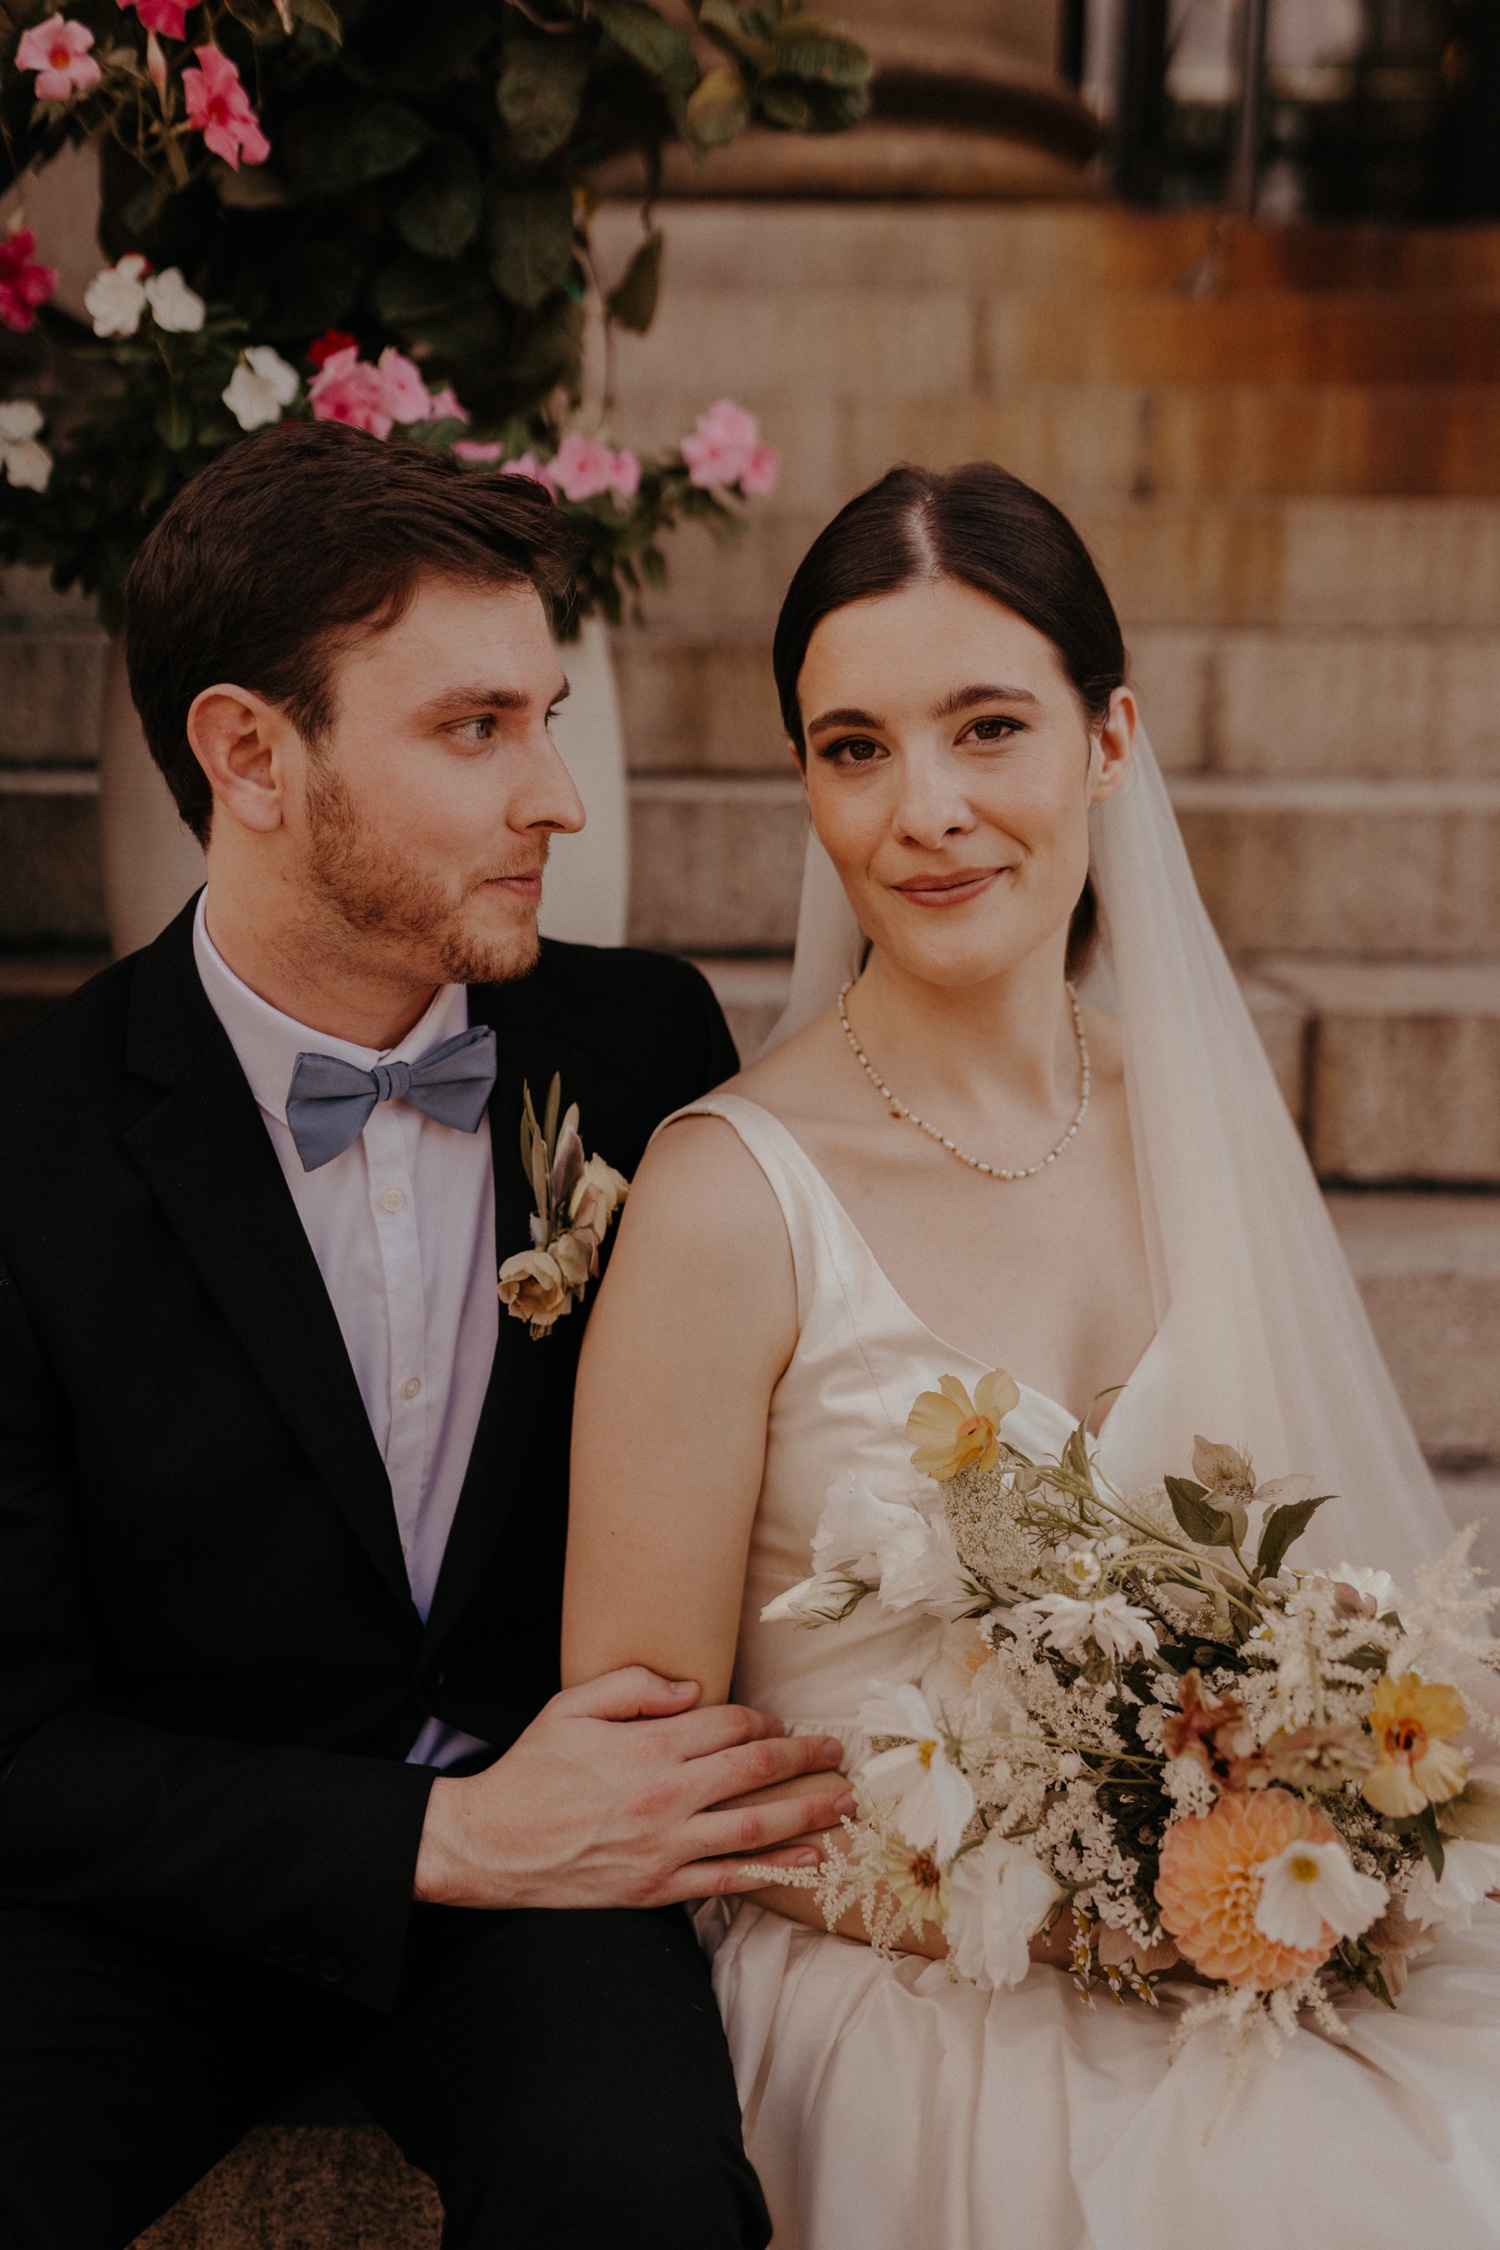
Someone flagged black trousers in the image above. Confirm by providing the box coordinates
[0,1901,771,2250]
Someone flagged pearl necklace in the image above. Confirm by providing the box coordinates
[836,980,1092,1181]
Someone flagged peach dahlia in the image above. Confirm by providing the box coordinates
[1156,1788,1338,1988]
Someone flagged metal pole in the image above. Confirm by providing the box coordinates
[1228,0,1271,217]
[1113,0,1169,206]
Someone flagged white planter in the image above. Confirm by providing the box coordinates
[99,639,205,959]
[538,614,629,950]
[97,614,630,959]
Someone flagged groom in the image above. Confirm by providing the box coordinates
[0,421,852,2250]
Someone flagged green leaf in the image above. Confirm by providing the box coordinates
[685,63,750,146]
[488,184,576,309]
[1255,1493,1330,1581]
[371,251,488,326]
[605,228,662,332]
[542,1072,562,1152]
[1440,1780,1500,1844]
[392,138,485,260]
[697,0,775,67]
[291,0,343,38]
[222,0,290,39]
[497,26,593,163]
[1061,1423,1093,1489]
[1165,1475,1238,1549]
[283,98,431,196]
[754,77,812,129]
[590,0,698,99]
[771,21,870,87]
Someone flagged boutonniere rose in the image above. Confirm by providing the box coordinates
[498,1076,630,1339]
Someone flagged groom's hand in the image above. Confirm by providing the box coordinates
[412,1667,854,1911]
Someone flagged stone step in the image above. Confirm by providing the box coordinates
[1254,959,1500,1185]
[0,951,107,1045]
[593,202,1500,299]
[1172,777,1500,958]
[0,617,108,766]
[1330,1193,1500,1466]
[633,774,1500,960]
[131,2122,439,2248]
[636,500,1500,637]
[0,768,105,950]
[618,624,1500,781]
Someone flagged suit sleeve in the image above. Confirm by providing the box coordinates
[0,1255,433,2011]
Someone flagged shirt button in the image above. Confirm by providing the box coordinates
[400,1376,422,1401]
[378,1188,406,1214]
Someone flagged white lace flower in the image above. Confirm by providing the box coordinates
[1405,1836,1500,1932]
[0,400,51,491]
[84,254,148,338]
[1012,1590,1159,1663]
[222,345,300,431]
[143,267,206,333]
[946,1828,1063,1990]
[1254,1838,1387,1950]
[859,1681,976,1861]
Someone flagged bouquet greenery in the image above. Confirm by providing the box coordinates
[0,0,869,624]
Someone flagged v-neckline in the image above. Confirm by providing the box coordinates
[719,1092,1164,1443]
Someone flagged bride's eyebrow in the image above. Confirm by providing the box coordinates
[933,684,1041,718]
[806,705,883,738]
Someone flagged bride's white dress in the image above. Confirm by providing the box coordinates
[685,1092,1500,2250]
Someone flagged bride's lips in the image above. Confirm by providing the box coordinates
[893,866,1006,909]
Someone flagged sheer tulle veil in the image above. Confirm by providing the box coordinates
[761,727,1450,1579]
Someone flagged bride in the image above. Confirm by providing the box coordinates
[561,464,1500,2246]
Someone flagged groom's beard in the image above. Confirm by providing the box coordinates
[303,761,544,988]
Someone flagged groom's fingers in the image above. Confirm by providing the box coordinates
[689,1732,848,1810]
[685,1783,856,1867]
[552,1664,704,1722]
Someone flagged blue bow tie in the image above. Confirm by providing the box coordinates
[285,1023,498,1172]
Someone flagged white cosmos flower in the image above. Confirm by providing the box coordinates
[1254,1839,1387,1951]
[859,1681,976,1861]
[1013,1590,1159,1663]
[84,254,148,338]
[0,401,51,491]
[760,1569,868,1627]
[222,345,301,431]
[947,1828,1063,1990]
[1405,1836,1500,1932]
[143,267,206,333]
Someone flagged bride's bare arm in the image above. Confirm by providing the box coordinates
[564,1113,796,1704]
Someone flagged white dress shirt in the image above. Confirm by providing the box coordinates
[193,895,499,1768]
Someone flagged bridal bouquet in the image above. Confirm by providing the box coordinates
[763,1369,1500,2064]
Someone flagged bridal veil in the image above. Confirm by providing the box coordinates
[763,728,1451,1580]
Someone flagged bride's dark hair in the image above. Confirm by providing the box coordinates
[772,462,1126,977]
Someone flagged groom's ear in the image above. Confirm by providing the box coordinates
[187,683,293,838]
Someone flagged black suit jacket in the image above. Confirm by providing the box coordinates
[0,902,738,2009]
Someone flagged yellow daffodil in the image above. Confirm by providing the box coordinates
[1362,1672,1469,1819]
[906,1370,1020,1482]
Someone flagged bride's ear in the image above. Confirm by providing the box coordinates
[1087,686,1137,806]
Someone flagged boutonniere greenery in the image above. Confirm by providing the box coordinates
[498,1076,630,1340]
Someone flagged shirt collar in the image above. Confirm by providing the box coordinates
[192,892,471,1129]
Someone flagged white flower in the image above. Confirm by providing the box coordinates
[811,1471,915,1584]
[1329,1562,1401,1616]
[1254,1838,1387,1951]
[1405,1837,1500,1932]
[858,1681,976,1861]
[143,267,206,333]
[1058,1544,1103,1595]
[0,401,51,491]
[222,344,300,430]
[947,1827,1063,1990]
[1012,1590,1159,1664]
[85,254,149,338]
[760,1569,868,1627]
[876,1508,976,1619]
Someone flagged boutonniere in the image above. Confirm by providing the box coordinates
[497,1075,631,1339]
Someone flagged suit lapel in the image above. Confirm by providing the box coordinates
[123,908,418,1624]
[422,962,589,1650]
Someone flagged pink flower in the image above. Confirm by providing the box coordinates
[308,327,357,369]
[182,45,269,169]
[500,452,552,485]
[681,397,765,489]
[423,384,469,424]
[738,442,779,496]
[308,346,394,440]
[0,230,57,333]
[547,431,639,504]
[375,346,430,425]
[16,14,101,101]
[118,0,190,37]
[452,439,506,465]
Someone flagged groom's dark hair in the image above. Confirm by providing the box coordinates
[124,420,580,844]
